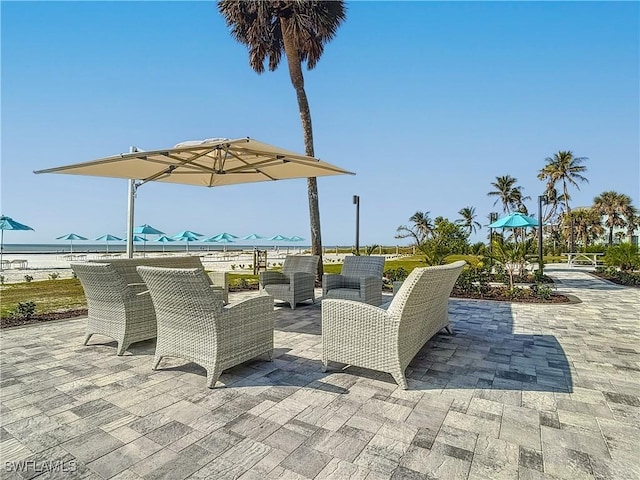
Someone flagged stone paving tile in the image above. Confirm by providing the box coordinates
[1,268,639,479]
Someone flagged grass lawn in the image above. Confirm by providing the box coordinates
[1,279,86,318]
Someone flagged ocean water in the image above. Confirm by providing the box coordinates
[1,243,310,254]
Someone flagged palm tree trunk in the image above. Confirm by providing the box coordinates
[563,180,575,252]
[280,17,323,280]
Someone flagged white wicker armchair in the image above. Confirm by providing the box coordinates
[137,266,274,388]
[322,256,385,306]
[259,255,319,309]
[322,261,466,389]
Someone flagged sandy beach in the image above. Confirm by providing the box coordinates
[0,250,356,284]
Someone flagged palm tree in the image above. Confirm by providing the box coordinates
[563,208,602,251]
[456,206,481,235]
[538,151,588,251]
[487,175,530,214]
[218,0,346,280]
[623,204,640,244]
[593,191,632,245]
[396,211,433,246]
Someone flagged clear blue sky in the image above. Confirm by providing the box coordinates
[2,1,639,246]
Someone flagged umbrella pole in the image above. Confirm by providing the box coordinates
[70,240,73,254]
[0,229,4,271]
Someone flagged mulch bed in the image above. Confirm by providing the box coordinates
[1,309,87,328]
[450,288,570,303]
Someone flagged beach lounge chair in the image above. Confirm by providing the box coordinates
[259,255,319,309]
[322,261,466,389]
[137,266,274,388]
[322,256,385,306]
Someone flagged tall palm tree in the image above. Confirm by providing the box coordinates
[456,206,481,235]
[562,208,602,251]
[593,191,632,245]
[218,0,346,280]
[623,204,640,244]
[488,175,517,214]
[396,211,433,246]
[538,151,588,251]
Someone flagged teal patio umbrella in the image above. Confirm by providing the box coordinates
[155,235,175,253]
[133,224,165,253]
[211,232,238,241]
[0,215,34,270]
[173,231,201,252]
[133,234,148,254]
[95,234,123,253]
[242,233,264,240]
[56,233,88,254]
[488,212,539,228]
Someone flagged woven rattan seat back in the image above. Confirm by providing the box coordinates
[89,256,205,285]
[341,256,385,278]
[282,255,320,277]
[137,266,274,388]
[71,262,158,355]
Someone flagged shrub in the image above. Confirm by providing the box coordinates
[11,301,37,320]
[384,267,409,282]
[532,283,553,300]
[48,272,60,280]
[0,275,4,285]
[24,275,34,283]
[603,243,640,272]
[231,264,237,270]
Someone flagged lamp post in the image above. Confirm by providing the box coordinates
[489,212,498,266]
[538,195,547,276]
[353,195,360,255]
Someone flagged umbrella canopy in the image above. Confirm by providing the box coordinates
[173,230,203,239]
[95,234,123,241]
[156,235,175,242]
[211,232,238,241]
[0,215,34,270]
[133,224,165,235]
[288,236,305,241]
[488,212,539,229]
[34,137,355,258]
[35,137,354,187]
[268,234,290,241]
[95,234,123,254]
[242,233,264,240]
[155,235,175,253]
[132,235,148,242]
[56,233,88,254]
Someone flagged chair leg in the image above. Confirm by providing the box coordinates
[391,371,409,390]
[445,325,454,335]
[116,342,129,356]
[290,302,296,310]
[83,333,93,346]
[267,350,273,361]
[322,359,328,373]
[206,369,221,389]
[152,355,163,370]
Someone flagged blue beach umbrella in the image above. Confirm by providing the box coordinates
[95,234,123,254]
[155,235,175,253]
[211,232,239,241]
[132,235,149,254]
[288,236,304,241]
[241,233,264,240]
[133,224,165,235]
[173,231,201,252]
[215,237,234,253]
[268,234,290,241]
[0,215,34,270]
[56,233,88,254]
[488,212,539,229]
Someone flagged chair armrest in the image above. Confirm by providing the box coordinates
[207,271,228,288]
[127,283,149,296]
[322,274,344,294]
[291,272,314,287]
[222,294,274,325]
[359,276,382,291]
[259,271,287,287]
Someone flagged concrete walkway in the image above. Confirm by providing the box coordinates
[0,266,638,479]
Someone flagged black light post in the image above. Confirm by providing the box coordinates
[489,212,498,267]
[538,195,547,276]
[353,195,360,255]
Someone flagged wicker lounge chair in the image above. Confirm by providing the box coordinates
[259,255,319,309]
[72,262,158,356]
[137,266,274,388]
[322,260,466,389]
[322,256,385,306]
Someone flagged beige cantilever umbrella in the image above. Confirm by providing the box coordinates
[34,137,354,257]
